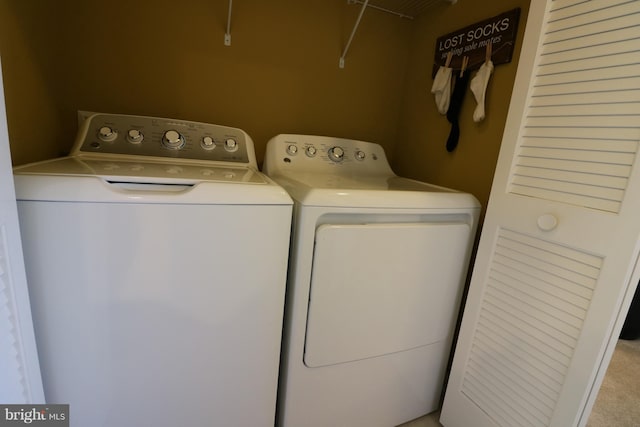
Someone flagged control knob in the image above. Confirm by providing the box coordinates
[305,146,317,157]
[201,136,216,150]
[98,126,117,142]
[162,130,185,150]
[127,129,144,144]
[355,150,366,161]
[328,146,345,162]
[224,138,238,152]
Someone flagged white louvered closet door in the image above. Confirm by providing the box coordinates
[0,59,44,403]
[441,1,640,427]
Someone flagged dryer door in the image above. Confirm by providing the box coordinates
[304,222,473,368]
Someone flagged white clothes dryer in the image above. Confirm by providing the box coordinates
[14,113,292,426]
[263,134,480,427]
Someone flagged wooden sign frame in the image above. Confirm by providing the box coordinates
[432,8,521,77]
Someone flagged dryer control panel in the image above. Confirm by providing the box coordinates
[73,113,255,166]
[263,134,395,176]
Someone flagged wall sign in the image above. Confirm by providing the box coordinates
[432,8,521,77]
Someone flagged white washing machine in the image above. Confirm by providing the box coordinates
[13,113,292,426]
[263,135,480,427]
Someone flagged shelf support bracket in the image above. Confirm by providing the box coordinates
[224,0,233,46]
[339,0,369,68]
[347,0,414,19]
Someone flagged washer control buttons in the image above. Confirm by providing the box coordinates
[81,115,251,163]
[165,166,183,174]
[224,138,238,152]
[286,144,299,156]
[355,150,366,161]
[102,163,120,171]
[328,146,345,162]
[98,126,117,142]
[127,129,144,144]
[305,146,317,157]
[201,136,216,150]
[162,130,185,150]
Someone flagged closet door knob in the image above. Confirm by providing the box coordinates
[537,214,558,231]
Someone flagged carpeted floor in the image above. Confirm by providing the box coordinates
[587,339,640,427]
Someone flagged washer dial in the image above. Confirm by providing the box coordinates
[98,126,117,142]
[355,150,366,161]
[287,145,298,156]
[162,130,185,150]
[201,136,216,150]
[328,146,345,162]
[305,146,317,157]
[224,138,238,152]
[127,129,144,144]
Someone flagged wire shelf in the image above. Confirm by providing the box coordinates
[348,0,457,19]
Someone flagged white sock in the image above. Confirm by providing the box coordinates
[431,66,452,115]
[470,60,494,122]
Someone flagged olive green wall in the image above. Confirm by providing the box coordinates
[393,0,530,214]
[1,0,530,215]
[0,0,411,166]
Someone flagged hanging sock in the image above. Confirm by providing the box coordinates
[470,60,494,122]
[446,71,470,152]
[431,66,452,115]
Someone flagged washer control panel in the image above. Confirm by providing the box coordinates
[282,142,379,164]
[74,113,251,164]
[263,134,395,176]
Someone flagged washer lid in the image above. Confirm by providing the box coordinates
[271,173,480,209]
[14,157,266,183]
[14,157,292,205]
